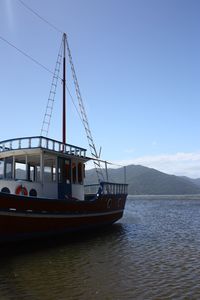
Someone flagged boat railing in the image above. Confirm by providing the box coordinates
[84,182,128,195]
[0,136,86,158]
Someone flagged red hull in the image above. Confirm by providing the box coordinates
[0,192,127,242]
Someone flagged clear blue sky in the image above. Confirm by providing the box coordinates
[1,0,200,177]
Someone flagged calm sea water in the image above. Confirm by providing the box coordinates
[1,196,200,299]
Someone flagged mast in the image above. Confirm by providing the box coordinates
[62,33,66,145]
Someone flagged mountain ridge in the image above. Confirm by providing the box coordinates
[85,164,200,195]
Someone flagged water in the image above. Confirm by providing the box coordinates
[1,196,200,299]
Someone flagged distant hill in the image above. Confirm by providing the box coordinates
[85,165,200,195]
[190,178,200,187]
[180,176,200,188]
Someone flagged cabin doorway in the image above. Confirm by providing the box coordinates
[58,158,71,199]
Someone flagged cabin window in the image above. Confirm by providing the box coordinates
[44,166,52,182]
[44,156,56,183]
[5,157,13,179]
[52,167,56,182]
[72,162,76,184]
[65,160,71,183]
[58,166,62,183]
[28,165,36,182]
[25,155,40,182]
[78,162,83,184]
[0,159,4,179]
[15,162,26,180]
[58,158,71,183]
[1,155,41,182]
[36,166,41,182]
[83,164,85,178]
[58,160,63,183]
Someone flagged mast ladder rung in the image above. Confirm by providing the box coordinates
[40,38,63,137]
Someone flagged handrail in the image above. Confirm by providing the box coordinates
[84,182,128,195]
[0,136,87,158]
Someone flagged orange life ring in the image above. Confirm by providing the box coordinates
[15,185,28,196]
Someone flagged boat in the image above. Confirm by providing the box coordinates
[0,33,128,242]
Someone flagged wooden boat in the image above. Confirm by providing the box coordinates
[0,34,128,242]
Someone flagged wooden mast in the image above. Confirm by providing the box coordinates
[62,33,66,145]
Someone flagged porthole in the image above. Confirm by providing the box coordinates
[1,187,10,194]
[29,189,37,197]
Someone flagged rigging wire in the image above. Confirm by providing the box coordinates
[5,1,119,181]
[16,0,106,181]
[16,0,85,125]
[0,34,83,126]
[2,0,123,178]
[17,0,63,34]
[0,35,54,75]
[14,0,83,124]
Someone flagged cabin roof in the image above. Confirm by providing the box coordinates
[0,136,89,162]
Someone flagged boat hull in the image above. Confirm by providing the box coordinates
[0,192,127,242]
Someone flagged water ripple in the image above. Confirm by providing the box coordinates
[1,197,200,299]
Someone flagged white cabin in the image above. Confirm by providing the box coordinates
[0,136,89,200]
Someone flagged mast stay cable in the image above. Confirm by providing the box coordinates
[0,35,54,75]
[18,0,63,34]
[0,34,83,132]
[11,1,105,182]
[66,38,104,183]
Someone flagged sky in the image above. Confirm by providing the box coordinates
[0,0,200,177]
